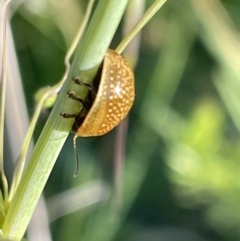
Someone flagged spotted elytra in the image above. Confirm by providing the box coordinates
[62,49,135,136]
[61,49,135,174]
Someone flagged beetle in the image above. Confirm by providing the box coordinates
[61,49,135,175]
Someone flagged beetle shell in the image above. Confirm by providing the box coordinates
[76,49,135,137]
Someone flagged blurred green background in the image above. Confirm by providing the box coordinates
[7,0,240,240]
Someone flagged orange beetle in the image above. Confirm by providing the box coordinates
[61,49,135,174]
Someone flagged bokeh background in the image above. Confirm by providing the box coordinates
[6,0,240,240]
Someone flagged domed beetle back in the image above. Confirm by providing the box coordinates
[61,49,135,175]
[76,49,135,137]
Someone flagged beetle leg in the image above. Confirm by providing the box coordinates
[67,91,89,109]
[72,77,97,96]
[67,91,84,103]
[72,77,92,89]
[60,112,77,118]
[60,90,89,119]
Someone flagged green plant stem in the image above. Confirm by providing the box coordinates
[8,0,96,203]
[116,0,167,54]
[2,0,129,239]
[0,0,12,202]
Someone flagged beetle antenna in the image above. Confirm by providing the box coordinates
[73,134,79,177]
